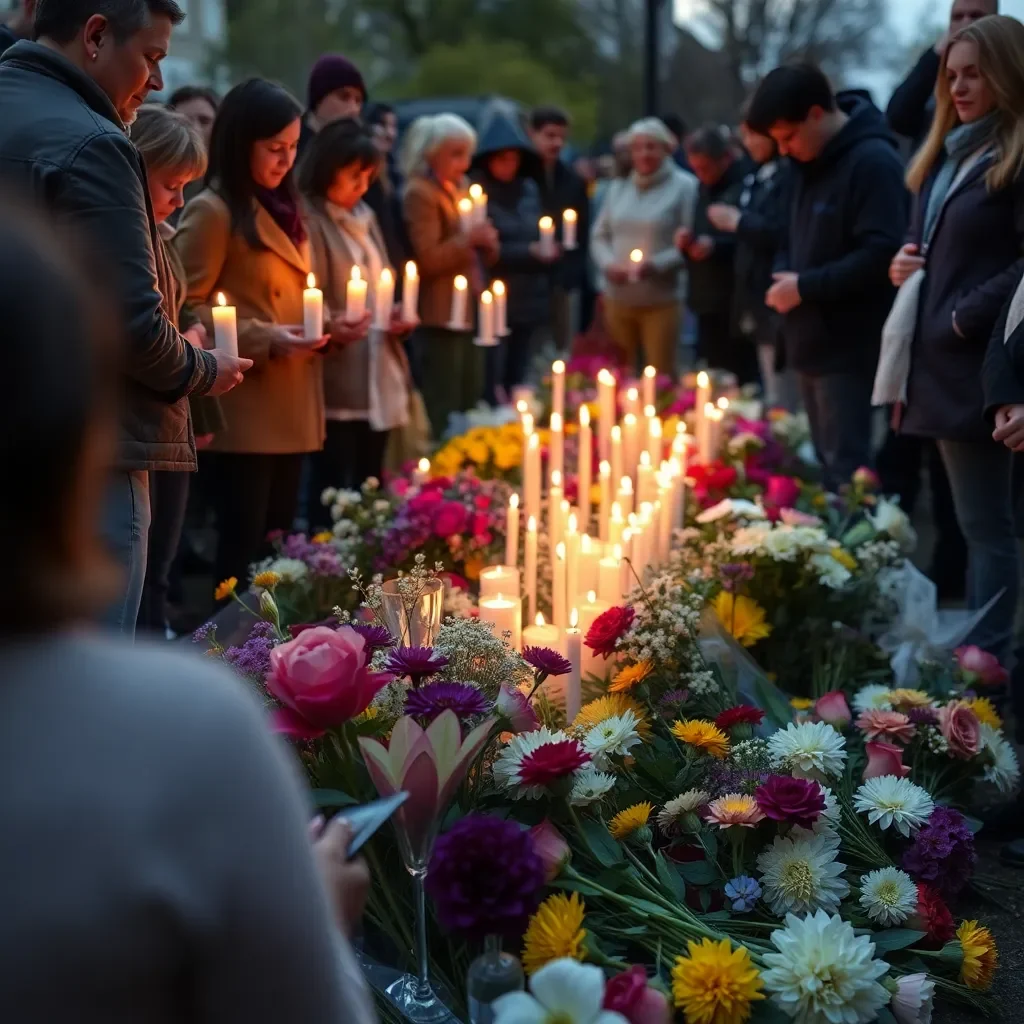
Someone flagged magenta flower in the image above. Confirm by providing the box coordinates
[523,646,572,678]
[603,966,671,1024]
[955,645,1009,686]
[404,682,492,723]
[764,475,801,508]
[433,500,470,538]
[755,775,826,828]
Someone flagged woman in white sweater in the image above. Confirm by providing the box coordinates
[591,117,699,375]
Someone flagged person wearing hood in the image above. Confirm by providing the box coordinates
[747,65,907,491]
[470,113,557,403]
[591,117,699,376]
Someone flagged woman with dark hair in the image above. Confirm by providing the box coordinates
[299,118,413,512]
[0,198,373,1019]
[175,78,330,592]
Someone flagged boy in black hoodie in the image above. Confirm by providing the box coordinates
[747,64,908,491]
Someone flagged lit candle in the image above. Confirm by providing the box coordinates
[414,457,430,485]
[523,610,562,652]
[566,513,580,611]
[480,565,521,600]
[643,365,657,408]
[699,401,715,463]
[548,469,564,546]
[608,501,625,548]
[469,182,487,226]
[610,425,623,498]
[622,412,639,483]
[549,411,564,482]
[598,460,611,543]
[642,403,656,460]
[303,273,324,340]
[578,590,612,680]
[560,500,571,553]
[638,503,654,577]
[579,534,601,596]
[625,386,640,418]
[617,475,634,520]
[598,547,622,604]
[562,208,578,250]
[657,476,673,563]
[346,266,367,323]
[477,289,496,346]
[566,609,582,721]
[449,274,469,329]
[636,451,655,506]
[505,494,520,569]
[578,405,592,534]
[620,530,635,598]
[493,280,508,336]
[648,414,663,464]
[526,431,542,524]
[212,292,238,358]
[717,396,730,413]
[458,196,474,234]
[402,261,419,323]
[696,370,712,459]
[539,215,556,258]
[373,267,394,331]
[629,248,643,282]
[480,592,522,651]
[553,542,567,631]
[551,359,566,421]
[697,369,713,412]
[525,515,538,623]
[597,368,616,461]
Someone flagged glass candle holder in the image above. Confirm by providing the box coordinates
[381,577,445,647]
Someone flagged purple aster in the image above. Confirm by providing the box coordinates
[351,623,396,651]
[659,689,690,709]
[404,682,492,723]
[386,646,449,685]
[902,806,977,898]
[908,706,940,726]
[426,815,545,941]
[522,646,572,678]
[718,563,755,592]
[192,620,215,644]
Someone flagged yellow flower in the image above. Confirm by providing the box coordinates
[463,555,485,581]
[214,577,238,601]
[889,688,932,710]
[789,697,814,711]
[575,693,652,741]
[705,794,766,830]
[967,697,1003,730]
[609,801,653,840]
[957,920,998,990]
[312,531,334,544]
[610,659,654,693]
[831,547,858,571]
[252,570,282,589]
[672,719,730,759]
[672,937,765,1024]
[711,592,772,649]
[522,892,586,975]
[493,444,520,470]
[466,440,489,464]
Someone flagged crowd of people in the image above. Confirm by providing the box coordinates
[4,0,1024,1013]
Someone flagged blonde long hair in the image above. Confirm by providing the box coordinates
[907,15,1024,195]
[400,113,476,179]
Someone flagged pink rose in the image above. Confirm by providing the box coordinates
[814,691,852,729]
[780,508,822,527]
[474,494,490,510]
[528,820,571,881]
[409,489,443,513]
[864,741,911,780]
[433,500,470,538]
[937,701,981,759]
[267,626,393,739]
[955,645,1009,686]
[765,475,801,508]
[603,966,671,1024]
[853,466,881,489]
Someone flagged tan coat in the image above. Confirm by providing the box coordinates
[174,189,325,455]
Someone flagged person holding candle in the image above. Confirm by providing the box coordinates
[402,114,499,437]
[591,118,699,376]
[299,118,415,510]
[175,79,331,591]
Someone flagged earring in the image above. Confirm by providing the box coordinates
[92,52,98,60]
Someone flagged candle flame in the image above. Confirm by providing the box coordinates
[551,469,562,487]
[516,399,528,413]
[598,368,615,386]
[493,280,505,297]
[644,404,655,418]
[613,544,623,558]
[551,412,562,432]
[704,402,716,417]
[697,370,710,388]
[630,248,643,263]
[351,266,362,282]
[563,209,577,223]
[650,417,663,437]
[556,542,566,559]
[568,512,578,533]
[644,365,656,380]
[560,499,570,514]
[611,425,622,441]
[417,457,430,473]
[216,292,228,307]
[588,590,597,602]
[458,197,473,213]
[528,515,537,531]
[628,512,638,527]
[454,275,468,291]
[469,183,483,200]
[599,460,610,478]
[482,290,493,306]
[306,272,317,289]
[581,534,592,552]
[570,607,579,628]
[640,451,651,467]
[620,477,633,493]
[510,493,520,509]
[717,396,730,410]
[552,359,566,375]
[677,421,687,435]
[624,413,637,426]
[580,405,590,427]
[528,432,540,451]
[626,387,638,401]
[539,215,554,230]
[405,260,418,281]
[611,502,623,520]
[536,612,546,627]
[380,267,393,284]
[523,413,534,434]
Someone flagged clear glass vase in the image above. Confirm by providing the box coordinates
[381,577,445,647]
[467,935,524,1024]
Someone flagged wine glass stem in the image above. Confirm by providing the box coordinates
[414,872,432,1000]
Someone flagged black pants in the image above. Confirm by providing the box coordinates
[138,470,190,635]
[209,452,305,589]
[308,421,389,530]
[697,310,759,385]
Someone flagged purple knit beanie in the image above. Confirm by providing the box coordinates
[307,54,367,113]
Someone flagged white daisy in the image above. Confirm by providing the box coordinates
[761,910,890,1024]
[767,721,848,783]
[980,723,1021,794]
[732,523,773,555]
[853,776,934,837]
[858,867,918,927]
[853,684,894,713]
[868,498,918,554]
[810,552,852,590]
[757,830,850,917]
[569,768,617,807]
[493,727,584,800]
[582,711,641,770]
[657,790,711,831]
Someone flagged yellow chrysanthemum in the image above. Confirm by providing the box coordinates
[672,719,730,759]
[967,697,1003,730]
[831,547,858,571]
[252,570,282,589]
[672,937,765,1024]
[889,688,932,710]
[609,801,653,840]
[214,577,238,601]
[790,697,813,711]
[711,592,772,649]
[465,440,489,464]
[522,892,586,975]
[957,920,998,990]
[493,444,520,470]
[610,659,655,693]
[312,531,334,544]
[575,693,652,741]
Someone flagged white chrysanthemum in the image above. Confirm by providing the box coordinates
[657,790,711,830]
[757,830,850,917]
[569,768,617,807]
[493,727,580,800]
[696,498,765,524]
[868,498,918,554]
[810,552,852,590]
[732,523,773,555]
[853,776,934,837]
[762,910,890,1024]
[858,867,918,927]
[582,711,641,769]
[728,431,767,454]
[758,527,805,562]
[980,723,1021,794]
[853,684,894,713]
[768,721,848,783]
[266,557,309,583]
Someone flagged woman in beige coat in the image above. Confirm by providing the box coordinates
[175,79,329,590]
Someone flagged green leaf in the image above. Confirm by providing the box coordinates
[310,788,357,809]
[874,1010,899,1024]
[580,818,624,867]
[678,859,718,886]
[630,899,666,917]
[870,928,927,953]
[656,854,687,901]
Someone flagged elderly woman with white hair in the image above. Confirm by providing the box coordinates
[402,113,499,437]
[591,117,699,375]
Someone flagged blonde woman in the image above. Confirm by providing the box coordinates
[888,14,1024,665]
[402,113,499,437]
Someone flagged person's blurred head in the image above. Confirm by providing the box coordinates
[401,113,476,184]
[950,0,999,34]
[486,148,521,183]
[365,102,398,154]
[661,112,688,150]
[0,196,122,636]
[529,106,570,165]
[307,53,366,126]
[739,120,777,165]
[33,0,184,125]
[299,117,381,211]
[745,63,839,163]
[611,131,632,176]
[206,79,303,242]
[167,84,218,148]
[909,14,1024,193]
[132,104,206,224]
[684,124,735,185]
[7,0,37,37]
[625,117,673,177]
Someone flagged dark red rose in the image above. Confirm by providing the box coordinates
[585,605,635,659]
[910,883,955,948]
[715,705,765,731]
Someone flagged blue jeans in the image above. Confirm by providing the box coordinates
[138,471,190,636]
[100,469,151,640]
[798,371,875,492]
[937,439,1018,664]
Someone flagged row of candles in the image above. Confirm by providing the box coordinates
[458,184,579,254]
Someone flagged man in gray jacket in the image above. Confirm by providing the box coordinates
[0,0,250,637]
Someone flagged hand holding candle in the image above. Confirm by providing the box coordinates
[373,268,394,331]
[629,248,644,282]
[212,292,238,358]
[449,274,469,329]
[401,261,420,323]
[562,209,578,250]
[458,197,474,234]
[303,273,324,340]
[539,216,556,258]
[469,183,488,226]
[346,266,367,323]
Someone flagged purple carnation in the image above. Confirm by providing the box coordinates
[426,815,546,941]
[902,806,977,898]
[386,646,449,684]
[908,706,940,726]
[404,682,492,723]
[755,775,825,828]
[351,624,395,651]
[523,646,572,678]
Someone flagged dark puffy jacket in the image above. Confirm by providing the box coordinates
[0,43,216,471]
[778,91,908,376]
[886,48,940,154]
[471,114,549,328]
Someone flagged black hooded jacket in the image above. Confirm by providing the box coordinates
[779,91,908,376]
[470,114,549,329]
